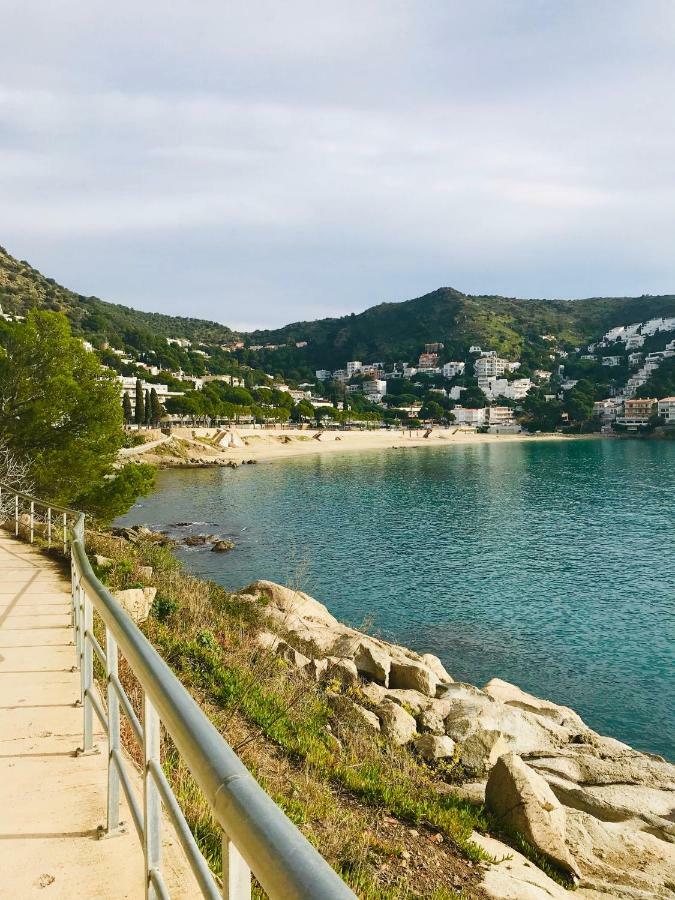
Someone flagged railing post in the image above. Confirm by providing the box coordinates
[222,836,251,900]
[29,500,34,543]
[47,506,52,547]
[63,512,68,555]
[14,494,18,536]
[82,591,94,752]
[144,694,162,900]
[105,628,122,834]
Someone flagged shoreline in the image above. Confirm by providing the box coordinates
[128,425,595,469]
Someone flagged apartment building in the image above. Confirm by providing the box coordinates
[657,397,675,424]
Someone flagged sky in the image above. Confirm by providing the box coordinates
[1,1,675,330]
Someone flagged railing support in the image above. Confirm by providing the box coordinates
[29,500,34,543]
[82,591,94,752]
[144,695,162,900]
[222,835,251,900]
[106,628,122,835]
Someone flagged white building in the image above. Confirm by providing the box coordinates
[332,369,349,383]
[657,397,675,424]
[442,361,465,379]
[625,334,645,350]
[315,369,332,381]
[346,361,362,377]
[167,337,191,348]
[628,352,644,367]
[453,406,487,426]
[469,345,482,354]
[474,356,507,378]
[478,377,532,401]
[118,377,183,414]
[602,356,623,367]
[362,379,387,402]
[448,386,465,401]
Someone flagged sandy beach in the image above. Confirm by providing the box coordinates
[125,425,575,468]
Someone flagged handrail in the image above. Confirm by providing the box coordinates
[0,481,355,900]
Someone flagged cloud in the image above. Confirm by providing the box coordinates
[1,1,675,327]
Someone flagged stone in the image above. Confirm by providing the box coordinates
[275,640,311,671]
[348,701,381,733]
[353,640,391,685]
[484,678,585,730]
[383,689,430,716]
[378,699,417,746]
[306,658,328,681]
[473,832,571,900]
[114,587,157,623]
[413,734,456,761]
[254,631,279,651]
[486,753,580,879]
[324,657,359,686]
[420,652,454,684]
[137,565,153,580]
[94,554,113,569]
[360,681,387,705]
[389,660,438,697]
[184,534,207,546]
[459,729,512,775]
[418,706,446,735]
[241,580,339,627]
[211,540,235,552]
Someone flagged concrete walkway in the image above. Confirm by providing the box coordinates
[0,531,198,898]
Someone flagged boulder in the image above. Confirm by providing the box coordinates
[275,640,311,671]
[241,580,339,627]
[460,729,513,775]
[360,681,387,705]
[383,689,430,716]
[137,565,153,580]
[114,587,157,623]
[353,640,391,685]
[185,534,208,546]
[378,699,417,746]
[486,753,580,879]
[348,701,381,733]
[324,657,359,686]
[211,540,235,552]
[420,652,454,684]
[389,660,438,697]
[306,658,328,681]
[413,734,456,761]
[484,678,585,730]
[418,705,446,735]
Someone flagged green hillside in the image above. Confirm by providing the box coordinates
[247,288,675,369]
[0,246,236,346]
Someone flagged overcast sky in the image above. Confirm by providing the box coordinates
[1,1,675,330]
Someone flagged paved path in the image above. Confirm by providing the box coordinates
[0,531,197,898]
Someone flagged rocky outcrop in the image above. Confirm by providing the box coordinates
[486,753,580,879]
[211,540,235,552]
[239,579,675,899]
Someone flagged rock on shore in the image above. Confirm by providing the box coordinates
[240,579,675,900]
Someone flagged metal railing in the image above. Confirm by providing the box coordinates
[0,482,355,900]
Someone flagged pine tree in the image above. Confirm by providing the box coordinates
[135,379,144,424]
[150,388,163,425]
[144,390,152,425]
[122,392,132,423]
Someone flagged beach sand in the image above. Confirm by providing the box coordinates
[128,425,573,468]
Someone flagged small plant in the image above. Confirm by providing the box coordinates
[151,594,179,622]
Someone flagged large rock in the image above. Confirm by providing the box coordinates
[274,639,311,671]
[486,753,580,879]
[347,701,381,733]
[460,729,513,775]
[378,699,417,746]
[325,657,359,686]
[413,733,456,761]
[114,587,156,623]
[352,640,391,685]
[389,660,438,697]
[241,580,339,627]
[484,678,585,730]
[420,652,454,684]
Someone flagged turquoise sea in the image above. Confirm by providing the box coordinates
[118,438,675,759]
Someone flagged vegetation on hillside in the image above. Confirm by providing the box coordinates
[0,310,154,519]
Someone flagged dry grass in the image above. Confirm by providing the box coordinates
[87,530,491,899]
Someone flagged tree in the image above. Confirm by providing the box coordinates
[77,463,155,524]
[122,392,133,423]
[0,311,127,508]
[150,388,163,425]
[134,379,145,424]
[144,389,152,425]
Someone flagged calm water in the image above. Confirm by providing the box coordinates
[118,439,675,759]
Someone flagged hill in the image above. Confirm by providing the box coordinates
[0,245,237,346]
[247,288,675,370]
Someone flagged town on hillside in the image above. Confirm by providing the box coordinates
[32,303,669,436]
